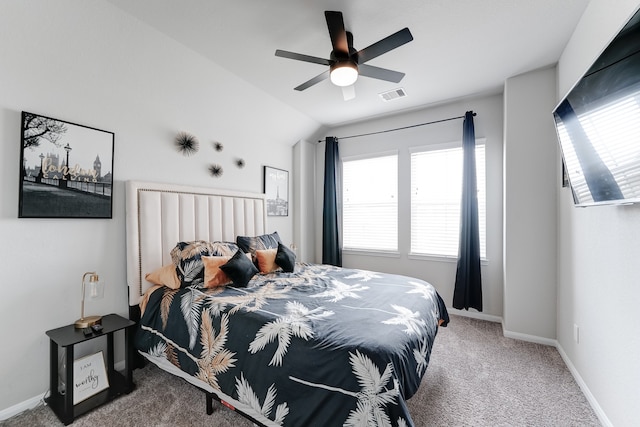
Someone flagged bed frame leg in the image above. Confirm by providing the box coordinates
[206,392,214,415]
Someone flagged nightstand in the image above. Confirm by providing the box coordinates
[45,313,136,425]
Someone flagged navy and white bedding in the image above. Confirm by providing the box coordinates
[135,263,449,427]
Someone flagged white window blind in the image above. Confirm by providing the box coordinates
[342,154,398,252]
[410,143,486,258]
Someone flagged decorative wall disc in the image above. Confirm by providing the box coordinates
[175,132,199,156]
[208,164,223,177]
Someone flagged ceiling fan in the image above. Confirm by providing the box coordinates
[275,11,413,100]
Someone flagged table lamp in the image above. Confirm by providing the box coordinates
[74,272,105,328]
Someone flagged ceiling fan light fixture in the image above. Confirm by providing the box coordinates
[330,61,358,86]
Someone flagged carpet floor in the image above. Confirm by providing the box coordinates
[2,314,600,426]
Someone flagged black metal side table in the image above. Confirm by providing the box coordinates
[45,313,136,425]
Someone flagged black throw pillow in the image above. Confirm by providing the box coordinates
[275,242,296,273]
[220,250,259,287]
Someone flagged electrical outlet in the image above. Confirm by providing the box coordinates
[573,324,580,344]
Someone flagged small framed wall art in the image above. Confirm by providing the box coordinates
[264,166,289,216]
[18,111,115,218]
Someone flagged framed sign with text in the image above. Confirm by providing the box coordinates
[73,351,109,404]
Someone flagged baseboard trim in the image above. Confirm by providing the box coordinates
[0,392,47,421]
[447,307,502,323]
[502,327,557,347]
[556,343,613,427]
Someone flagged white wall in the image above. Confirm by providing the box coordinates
[315,95,505,317]
[556,1,640,425]
[0,0,320,414]
[503,67,558,341]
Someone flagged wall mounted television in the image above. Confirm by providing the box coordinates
[553,7,640,206]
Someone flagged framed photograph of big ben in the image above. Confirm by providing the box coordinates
[19,111,114,218]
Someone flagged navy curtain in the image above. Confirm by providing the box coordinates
[322,136,342,266]
[453,111,483,311]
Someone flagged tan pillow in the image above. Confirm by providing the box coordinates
[255,248,280,273]
[202,255,232,288]
[145,264,181,290]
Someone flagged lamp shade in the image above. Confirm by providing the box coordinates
[74,272,105,328]
[330,61,358,87]
[87,275,105,299]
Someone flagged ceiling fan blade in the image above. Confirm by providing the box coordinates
[341,85,356,101]
[325,11,349,55]
[358,64,405,83]
[356,27,413,64]
[275,49,331,66]
[294,70,330,91]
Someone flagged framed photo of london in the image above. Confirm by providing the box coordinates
[263,166,288,216]
[18,111,114,218]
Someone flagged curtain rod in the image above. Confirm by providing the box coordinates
[318,111,476,142]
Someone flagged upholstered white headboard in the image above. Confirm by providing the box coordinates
[125,180,267,307]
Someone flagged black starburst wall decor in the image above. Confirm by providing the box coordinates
[208,164,223,177]
[235,158,245,169]
[175,132,199,156]
[213,141,224,152]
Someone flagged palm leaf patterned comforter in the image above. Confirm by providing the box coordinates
[135,263,449,427]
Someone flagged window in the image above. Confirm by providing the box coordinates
[410,142,486,258]
[342,153,398,252]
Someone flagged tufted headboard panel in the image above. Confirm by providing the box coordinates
[125,180,267,306]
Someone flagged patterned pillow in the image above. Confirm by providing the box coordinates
[220,250,259,288]
[170,240,240,287]
[236,232,282,263]
[275,242,296,273]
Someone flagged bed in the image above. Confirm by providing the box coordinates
[125,180,448,427]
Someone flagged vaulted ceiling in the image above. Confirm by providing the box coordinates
[107,0,590,127]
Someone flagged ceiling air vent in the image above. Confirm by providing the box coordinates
[379,88,407,102]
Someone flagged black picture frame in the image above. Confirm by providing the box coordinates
[263,166,288,216]
[18,111,115,218]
